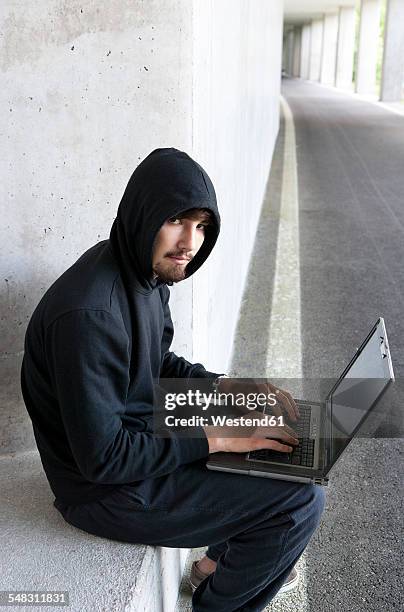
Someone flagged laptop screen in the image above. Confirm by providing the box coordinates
[326,318,394,468]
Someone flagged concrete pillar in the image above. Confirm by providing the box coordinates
[356,0,382,95]
[300,23,311,79]
[282,33,287,71]
[309,18,324,81]
[292,27,302,77]
[282,29,294,74]
[335,6,356,89]
[380,0,404,101]
[320,13,339,85]
[286,29,295,75]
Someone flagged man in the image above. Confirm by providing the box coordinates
[21,148,324,611]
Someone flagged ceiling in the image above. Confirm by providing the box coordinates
[284,0,358,25]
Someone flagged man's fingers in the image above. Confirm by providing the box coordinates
[283,423,299,438]
[276,390,296,421]
[276,389,299,421]
[275,428,298,444]
[250,382,300,421]
[261,439,294,453]
[265,383,299,421]
[247,411,297,439]
[282,389,300,418]
[255,426,298,445]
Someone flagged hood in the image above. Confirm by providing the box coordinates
[109,147,221,295]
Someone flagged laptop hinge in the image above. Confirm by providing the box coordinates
[322,399,332,470]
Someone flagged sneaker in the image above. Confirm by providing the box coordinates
[278,566,299,594]
[189,560,299,594]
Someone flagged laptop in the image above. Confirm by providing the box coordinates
[206,318,395,486]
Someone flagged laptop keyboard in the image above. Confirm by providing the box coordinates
[247,405,315,467]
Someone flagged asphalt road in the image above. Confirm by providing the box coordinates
[282,78,403,611]
[285,78,403,437]
[229,78,404,611]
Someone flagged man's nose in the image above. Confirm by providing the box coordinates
[178,226,197,252]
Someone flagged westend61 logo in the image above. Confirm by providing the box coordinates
[164,389,279,411]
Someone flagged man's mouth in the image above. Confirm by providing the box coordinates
[167,255,191,263]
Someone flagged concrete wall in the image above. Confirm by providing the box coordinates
[191,0,283,372]
[1,0,283,453]
[0,0,191,453]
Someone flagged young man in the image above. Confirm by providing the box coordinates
[21,148,324,611]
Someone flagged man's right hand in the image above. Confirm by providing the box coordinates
[203,410,299,454]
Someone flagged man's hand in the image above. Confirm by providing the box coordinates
[204,377,300,455]
[216,377,300,421]
[203,411,299,454]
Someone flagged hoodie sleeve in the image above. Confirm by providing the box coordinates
[45,309,209,485]
[160,287,226,380]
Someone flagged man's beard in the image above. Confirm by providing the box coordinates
[152,257,190,283]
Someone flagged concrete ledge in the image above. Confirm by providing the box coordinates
[0,449,187,612]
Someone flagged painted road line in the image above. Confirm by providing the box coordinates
[264,95,308,612]
[266,95,302,381]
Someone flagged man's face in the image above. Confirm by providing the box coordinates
[152,213,209,283]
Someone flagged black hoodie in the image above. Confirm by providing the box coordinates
[21,148,224,506]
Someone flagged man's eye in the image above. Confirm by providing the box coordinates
[168,217,181,224]
[197,224,208,230]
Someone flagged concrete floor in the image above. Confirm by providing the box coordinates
[177,78,404,611]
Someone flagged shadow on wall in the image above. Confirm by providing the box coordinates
[0,271,62,455]
[229,112,285,378]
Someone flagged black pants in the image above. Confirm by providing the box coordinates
[54,458,325,612]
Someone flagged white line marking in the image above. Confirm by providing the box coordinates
[266,96,302,381]
[265,96,308,612]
